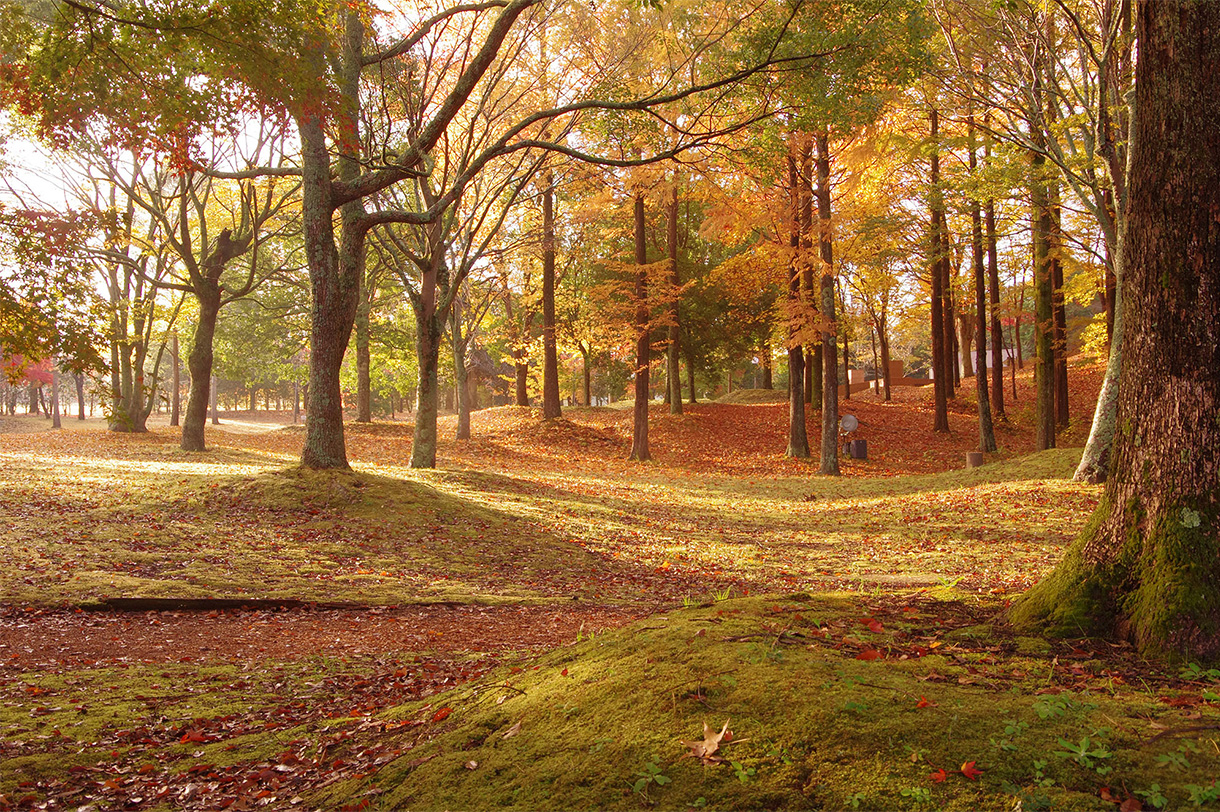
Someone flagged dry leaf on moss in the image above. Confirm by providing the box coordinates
[682,719,731,764]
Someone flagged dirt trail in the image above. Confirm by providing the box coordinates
[0,604,640,668]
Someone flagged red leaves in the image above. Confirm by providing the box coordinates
[179,729,215,744]
[915,696,935,708]
[859,617,884,633]
[929,769,947,783]
[959,761,983,781]
[429,707,451,724]
[855,649,883,661]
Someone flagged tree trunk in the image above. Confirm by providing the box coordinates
[580,345,591,407]
[816,130,839,476]
[75,373,85,420]
[666,182,682,415]
[412,310,442,468]
[958,310,975,378]
[970,114,996,453]
[799,136,817,409]
[541,173,561,419]
[944,255,958,396]
[686,347,697,404]
[182,286,221,451]
[786,144,809,459]
[210,376,219,424]
[986,196,1006,420]
[928,108,951,433]
[451,298,471,440]
[629,192,651,461]
[1051,187,1069,428]
[761,344,772,389]
[1032,146,1056,451]
[879,331,892,401]
[1011,1,1220,660]
[51,368,61,429]
[170,331,180,427]
[355,280,372,423]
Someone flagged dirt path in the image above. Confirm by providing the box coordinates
[0,604,641,669]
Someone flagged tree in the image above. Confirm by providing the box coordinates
[1010,0,1220,662]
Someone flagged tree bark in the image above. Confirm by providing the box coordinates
[1032,146,1056,451]
[75,373,85,420]
[170,331,180,427]
[970,114,996,452]
[51,368,61,429]
[181,285,220,451]
[1012,0,1220,660]
[666,182,682,414]
[355,273,372,423]
[1050,186,1069,428]
[412,308,442,467]
[986,197,1006,420]
[685,346,697,404]
[451,296,471,440]
[928,108,950,433]
[541,172,561,419]
[786,144,809,459]
[629,192,651,461]
[816,130,839,476]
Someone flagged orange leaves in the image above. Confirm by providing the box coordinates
[959,761,984,781]
[855,649,883,661]
[429,707,452,724]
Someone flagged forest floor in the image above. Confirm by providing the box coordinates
[3,360,1220,811]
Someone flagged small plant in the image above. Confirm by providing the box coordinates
[629,755,671,803]
[1136,783,1168,810]
[1032,694,1094,719]
[936,575,965,589]
[1054,734,1112,769]
[1185,781,1220,808]
[843,700,869,714]
[990,718,1029,752]
[589,736,615,753]
[1032,759,1055,788]
[730,760,756,783]
[845,791,867,809]
[1156,750,1190,770]
[713,587,733,602]
[1179,662,1220,681]
[900,786,933,803]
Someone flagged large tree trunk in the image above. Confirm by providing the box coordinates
[628,192,651,461]
[412,310,442,468]
[541,173,561,420]
[1011,1,1220,661]
[928,108,951,433]
[666,183,682,415]
[986,196,1006,420]
[815,130,839,475]
[799,136,818,409]
[181,286,220,451]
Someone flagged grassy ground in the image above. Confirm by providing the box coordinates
[3,366,1219,810]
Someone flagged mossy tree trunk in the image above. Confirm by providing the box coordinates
[1010,0,1220,662]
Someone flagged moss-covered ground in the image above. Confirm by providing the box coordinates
[3,372,1218,809]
